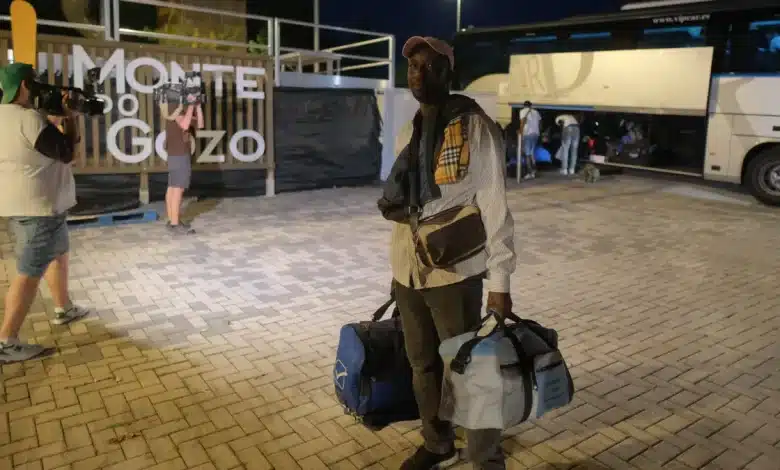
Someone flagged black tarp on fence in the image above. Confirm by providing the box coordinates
[272,87,382,193]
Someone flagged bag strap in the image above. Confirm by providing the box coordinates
[407,115,422,233]
[499,318,537,423]
[449,309,537,423]
[371,283,399,322]
[450,310,529,375]
[371,297,397,322]
[449,310,500,374]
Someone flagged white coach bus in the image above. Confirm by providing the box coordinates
[453,0,780,205]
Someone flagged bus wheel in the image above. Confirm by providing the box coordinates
[746,148,780,207]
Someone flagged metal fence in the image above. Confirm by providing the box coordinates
[0,0,396,87]
[272,18,395,87]
[0,0,396,82]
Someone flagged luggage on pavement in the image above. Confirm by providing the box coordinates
[439,311,574,430]
[333,290,419,430]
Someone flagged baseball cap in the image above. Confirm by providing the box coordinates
[0,62,35,104]
[402,36,454,71]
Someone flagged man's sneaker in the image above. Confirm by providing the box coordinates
[167,223,195,235]
[568,168,576,175]
[401,447,459,470]
[51,305,90,326]
[0,340,46,364]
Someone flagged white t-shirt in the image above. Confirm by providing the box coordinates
[518,107,541,136]
[556,114,578,128]
[0,104,77,216]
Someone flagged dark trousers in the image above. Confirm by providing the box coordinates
[394,276,505,470]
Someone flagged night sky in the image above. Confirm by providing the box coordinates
[319,0,624,40]
[0,1,626,52]
[315,0,625,84]
[1,0,626,83]
[248,0,625,46]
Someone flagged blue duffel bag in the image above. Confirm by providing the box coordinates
[333,290,419,430]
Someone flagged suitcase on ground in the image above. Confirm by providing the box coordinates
[333,291,419,430]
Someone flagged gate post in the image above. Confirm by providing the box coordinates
[139,168,150,205]
[273,18,281,87]
[102,0,113,40]
[265,57,276,197]
[112,0,120,40]
[388,35,395,89]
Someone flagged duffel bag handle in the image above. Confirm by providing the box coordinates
[450,309,529,375]
[371,282,400,322]
[450,309,502,374]
[493,310,559,350]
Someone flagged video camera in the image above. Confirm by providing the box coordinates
[153,71,206,106]
[30,67,106,117]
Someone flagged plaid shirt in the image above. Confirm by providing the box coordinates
[389,112,516,292]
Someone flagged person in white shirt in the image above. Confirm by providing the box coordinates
[556,113,580,175]
[518,101,541,180]
[0,63,91,364]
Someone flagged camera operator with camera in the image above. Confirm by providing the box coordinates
[0,62,90,364]
[158,73,204,236]
[164,100,199,235]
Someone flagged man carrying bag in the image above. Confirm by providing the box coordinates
[377,36,517,470]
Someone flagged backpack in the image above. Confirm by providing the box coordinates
[333,293,419,430]
[439,311,574,430]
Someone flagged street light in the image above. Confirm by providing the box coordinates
[314,0,320,51]
[456,0,462,31]
[314,0,320,72]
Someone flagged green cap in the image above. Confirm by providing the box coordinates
[0,62,35,104]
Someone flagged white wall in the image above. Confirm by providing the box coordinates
[378,88,500,181]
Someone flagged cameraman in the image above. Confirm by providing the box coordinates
[0,62,89,364]
[164,101,198,235]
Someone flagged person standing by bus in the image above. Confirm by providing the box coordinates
[556,113,580,175]
[518,101,541,180]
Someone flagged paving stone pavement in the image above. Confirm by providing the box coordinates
[1,176,779,470]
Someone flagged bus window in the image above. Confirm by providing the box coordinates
[753,20,780,52]
[638,26,707,49]
[506,34,561,55]
[563,32,619,52]
[704,17,732,74]
[749,19,780,72]
[727,18,780,74]
[507,31,623,55]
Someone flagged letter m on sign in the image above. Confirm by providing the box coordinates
[72,45,126,94]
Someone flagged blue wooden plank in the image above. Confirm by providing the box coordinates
[67,209,159,229]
